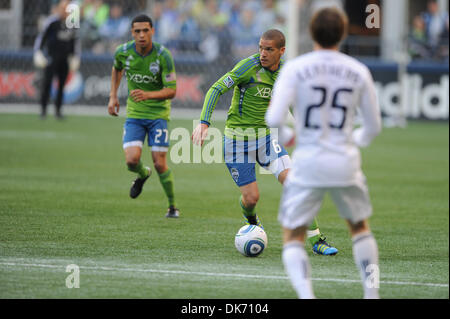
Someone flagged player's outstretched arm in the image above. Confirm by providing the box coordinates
[108,67,123,116]
[192,57,250,146]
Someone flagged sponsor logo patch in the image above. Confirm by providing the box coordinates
[165,72,176,82]
[223,76,235,88]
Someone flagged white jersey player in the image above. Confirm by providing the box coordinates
[266,7,382,299]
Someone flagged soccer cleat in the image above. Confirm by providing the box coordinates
[165,206,180,218]
[129,168,152,199]
[312,238,338,256]
[244,214,264,229]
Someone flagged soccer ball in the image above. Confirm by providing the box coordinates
[235,225,268,257]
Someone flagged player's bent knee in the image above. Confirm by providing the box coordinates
[124,145,142,166]
[152,154,168,173]
[126,153,141,165]
[154,162,168,174]
[243,193,259,207]
[126,158,140,167]
[270,155,291,180]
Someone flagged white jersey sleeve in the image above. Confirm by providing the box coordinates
[266,61,297,143]
[352,69,382,147]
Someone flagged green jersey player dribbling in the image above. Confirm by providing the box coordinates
[108,14,180,218]
[192,30,338,255]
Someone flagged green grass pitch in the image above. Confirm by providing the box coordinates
[0,113,448,299]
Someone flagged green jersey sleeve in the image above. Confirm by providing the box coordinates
[200,55,259,125]
[113,44,125,71]
[159,47,177,89]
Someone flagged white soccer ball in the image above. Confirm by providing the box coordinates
[235,225,268,257]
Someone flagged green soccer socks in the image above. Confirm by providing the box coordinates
[240,195,256,217]
[127,161,150,179]
[158,168,176,207]
[307,218,323,246]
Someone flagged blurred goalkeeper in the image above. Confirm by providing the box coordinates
[33,0,81,119]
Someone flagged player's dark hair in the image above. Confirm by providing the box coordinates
[131,14,153,28]
[310,7,348,48]
[261,29,286,48]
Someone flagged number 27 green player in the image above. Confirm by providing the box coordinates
[107,14,180,218]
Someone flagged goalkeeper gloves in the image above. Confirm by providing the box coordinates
[68,55,80,71]
[33,50,48,68]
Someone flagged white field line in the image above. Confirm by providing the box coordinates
[0,261,448,288]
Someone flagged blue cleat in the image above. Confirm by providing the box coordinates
[244,214,263,230]
[312,238,338,256]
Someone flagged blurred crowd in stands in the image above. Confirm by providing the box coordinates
[408,0,449,62]
[71,0,290,61]
[150,0,290,62]
[47,0,448,63]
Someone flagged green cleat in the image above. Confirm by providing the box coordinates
[244,214,263,229]
[312,238,338,256]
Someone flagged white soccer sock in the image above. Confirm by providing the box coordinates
[352,231,380,299]
[282,241,315,299]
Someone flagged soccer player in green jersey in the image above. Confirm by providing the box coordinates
[192,30,338,255]
[108,14,180,218]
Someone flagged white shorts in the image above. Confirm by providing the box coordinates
[278,182,373,229]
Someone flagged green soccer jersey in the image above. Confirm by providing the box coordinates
[200,53,284,138]
[113,40,176,120]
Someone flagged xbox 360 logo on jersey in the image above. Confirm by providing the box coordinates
[129,73,157,83]
[149,62,160,75]
[255,86,272,98]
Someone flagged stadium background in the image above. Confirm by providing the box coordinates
[0,0,448,120]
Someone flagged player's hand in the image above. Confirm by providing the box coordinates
[130,89,148,102]
[33,50,48,68]
[191,123,209,146]
[108,96,120,116]
[68,55,80,72]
